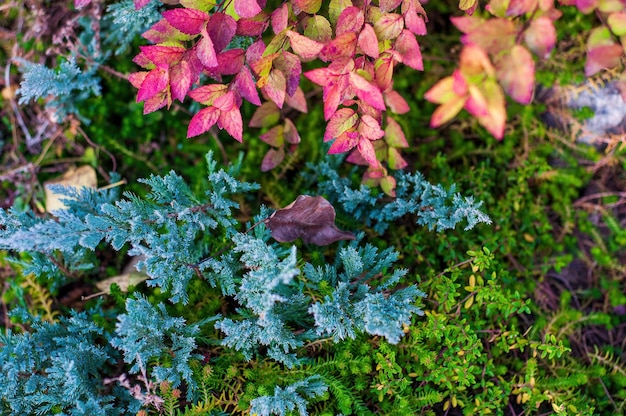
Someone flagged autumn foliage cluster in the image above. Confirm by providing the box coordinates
[76,0,626,194]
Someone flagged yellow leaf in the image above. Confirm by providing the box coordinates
[44,165,97,212]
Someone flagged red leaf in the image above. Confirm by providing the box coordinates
[323,75,349,120]
[319,32,357,62]
[292,0,322,14]
[235,0,262,18]
[274,51,301,97]
[140,45,185,68]
[213,49,245,75]
[162,8,209,35]
[358,24,379,58]
[328,131,360,153]
[197,32,218,68]
[137,67,168,102]
[188,84,228,105]
[234,66,261,105]
[496,45,535,104]
[249,101,281,127]
[286,30,324,61]
[271,3,289,34]
[213,91,236,111]
[262,69,287,108]
[284,86,308,113]
[218,106,244,142]
[358,114,385,141]
[373,13,404,40]
[206,13,237,53]
[187,106,219,138]
[324,108,358,142]
[261,147,285,171]
[237,13,270,36]
[266,195,355,246]
[384,90,410,114]
[385,116,408,148]
[169,60,192,102]
[357,137,379,167]
[336,7,364,36]
[349,71,386,111]
[246,39,267,65]
[284,118,301,144]
[395,30,423,71]
[524,16,556,59]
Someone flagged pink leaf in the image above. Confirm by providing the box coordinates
[169,60,192,102]
[585,44,624,76]
[284,118,301,144]
[213,49,245,75]
[323,76,349,120]
[496,45,535,104]
[197,32,218,68]
[274,51,301,97]
[303,67,336,87]
[358,24,380,58]
[328,131,360,153]
[374,53,394,91]
[357,137,379,167]
[379,0,402,12]
[395,30,423,70]
[236,14,270,36]
[213,91,236,111]
[266,195,355,246]
[140,45,185,68]
[464,85,489,117]
[206,13,237,53]
[74,0,92,8]
[234,67,261,105]
[507,0,538,16]
[218,106,244,142]
[134,0,151,9]
[380,175,397,197]
[162,8,209,35]
[476,80,506,139]
[284,86,308,113]
[260,125,284,147]
[336,7,365,36]
[128,71,148,89]
[137,67,169,102]
[404,5,427,35]
[142,19,185,44]
[349,71,386,111]
[263,69,287,108]
[385,116,408,148]
[324,108,358,142]
[388,147,408,170]
[319,32,357,62]
[384,90,410,114]
[524,16,556,59]
[271,3,289,34]
[188,84,228,105]
[187,106,219,138]
[430,94,467,127]
[235,0,262,18]
[249,101,281,127]
[143,92,168,114]
[261,147,285,171]
[286,30,324,61]
[358,114,385,141]
[373,13,404,40]
[292,0,323,14]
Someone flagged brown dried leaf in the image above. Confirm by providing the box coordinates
[266,195,355,245]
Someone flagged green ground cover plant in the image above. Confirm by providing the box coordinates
[1,0,626,415]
